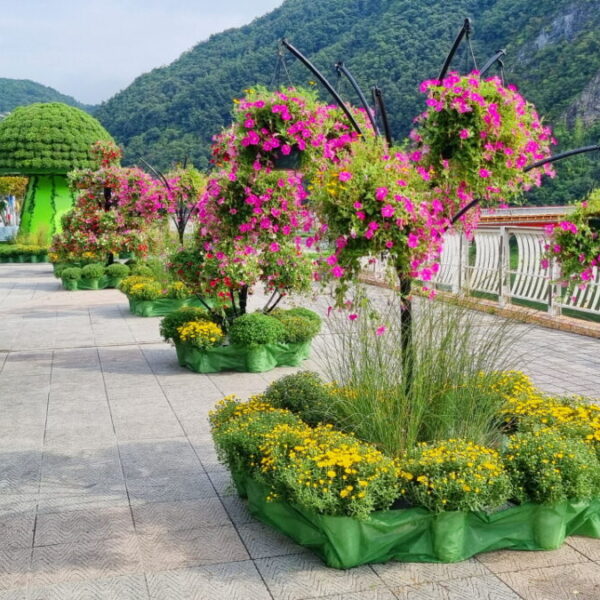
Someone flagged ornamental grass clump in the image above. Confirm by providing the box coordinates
[177,320,224,350]
[159,306,212,343]
[228,312,285,347]
[400,439,512,512]
[259,422,401,519]
[503,429,600,505]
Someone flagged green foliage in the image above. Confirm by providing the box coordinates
[81,263,105,280]
[117,274,154,295]
[0,78,93,113]
[61,266,82,281]
[165,281,191,299]
[504,429,600,504]
[0,243,47,257]
[400,439,513,512]
[127,281,162,301]
[130,264,154,277]
[105,263,130,279]
[159,306,211,343]
[285,307,321,325]
[228,312,285,347]
[263,371,331,426]
[271,310,321,344]
[0,103,113,175]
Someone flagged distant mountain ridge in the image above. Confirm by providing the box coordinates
[0,78,95,115]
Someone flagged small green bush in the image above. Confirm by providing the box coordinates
[81,263,106,280]
[61,267,82,281]
[286,307,322,325]
[118,275,155,295]
[131,264,154,277]
[128,281,161,301]
[105,263,130,279]
[53,262,72,277]
[504,428,600,504]
[401,439,513,512]
[229,312,285,347]
[165,281,191,299]
[263,371,331,426]
[272,311,321,343]
[159,306,211,343]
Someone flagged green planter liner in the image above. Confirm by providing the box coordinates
[175,340,311,373]
[62,276,115,291]
[236,475,600,569]
[128,296,207,317]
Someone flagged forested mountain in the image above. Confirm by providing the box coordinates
[95,0,600,204]
[0,79,93,114]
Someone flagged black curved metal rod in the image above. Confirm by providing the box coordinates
[335,61,380,135]
[523,145,600,173]
[280,39,363,135]
[479,49,506,77]
[372,87,393,147]
[438,18,472,81]
[137,156,171,191]
[450,144,600,225]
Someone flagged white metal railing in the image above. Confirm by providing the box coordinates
[362,226,600,318]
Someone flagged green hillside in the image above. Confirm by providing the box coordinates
[0,78,94,115]
[95,0,600,204]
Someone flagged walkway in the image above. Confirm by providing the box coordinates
[1,264,599,600]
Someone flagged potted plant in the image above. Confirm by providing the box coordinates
[61,266,82,291]
[80,263,106,290]
[105,262,130,288]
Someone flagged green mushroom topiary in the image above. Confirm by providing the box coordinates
[0,102,115,242]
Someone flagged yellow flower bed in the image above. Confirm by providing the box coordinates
[177,319,224,350]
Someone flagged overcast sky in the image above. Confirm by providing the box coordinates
[0,0,284,105]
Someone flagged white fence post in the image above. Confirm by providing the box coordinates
[499,227,510,307]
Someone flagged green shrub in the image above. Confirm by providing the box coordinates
[504,428,600,504]
[81,263,106,280]
[210,395,304,476]
[229,312,285,347]
[61,267,82,281]
[128,281,161,301]
[263,371,331,426]
[272,311,321,343]
[286,307,322,325]
[131,264,154,277]
[118,275,155,295]
[159,306,211,343]
[165,281,191,299]
[400,439,513,512]
[105,263,130,279]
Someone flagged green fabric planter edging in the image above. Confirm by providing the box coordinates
[128,296,207,317]
[61,276,115,291]
[235,476,600,569]
[174,340,312,373]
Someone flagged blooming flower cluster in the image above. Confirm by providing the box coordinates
[177,319,224,350]
[411,72,556,235]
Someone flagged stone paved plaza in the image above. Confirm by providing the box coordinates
[1,263,600,600]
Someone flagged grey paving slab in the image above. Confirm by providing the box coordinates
[146,561,272,600]
[392,575,522,599]
[372,559,490,587]
[238,521,306,559]
[567,536,600,561]
[496,562,600,599]
[138,523,249,571]
[255,554,382,600]
[27,574,150,600]
[0,549,30,592]
[303,591,398,600]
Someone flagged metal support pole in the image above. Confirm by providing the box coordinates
[280,39,362,135]
[479,49,506,76]
[335,62,380,135]
[438,18,472,81]
[372,86,393,147]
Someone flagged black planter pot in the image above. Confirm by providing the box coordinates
[271,148,302,170]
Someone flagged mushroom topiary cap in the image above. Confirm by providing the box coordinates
[0,102,114,175]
